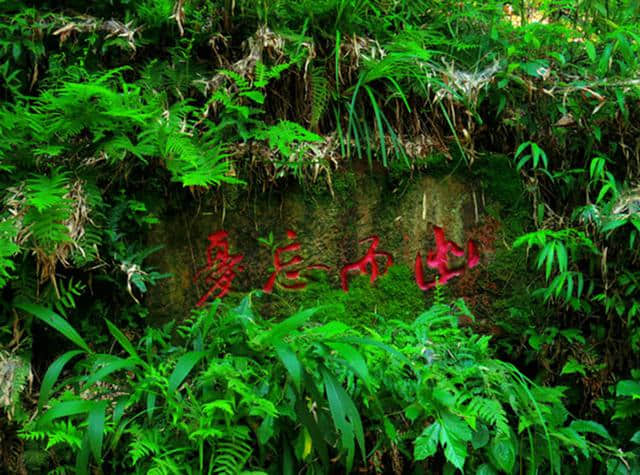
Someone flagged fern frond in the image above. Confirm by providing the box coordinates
[254,120,323,158]
[24,208,71,251]
[218,70,250,91]
[51,277,86,317]
[162,134,237,187]
[468,397,509,435]
[213,437,252,475]
[128,427,163,465]
[25,171,70,212]
[310,66,330,130]
[0,219,19,287]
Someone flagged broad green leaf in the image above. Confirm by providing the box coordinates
[305,320,349,338]
[113,398,127,425]
[476,464,498,475]
[38,399,94,427]
[616,380,640,398]
[17,303,91,352]
[597,42,613,75]
[488,435,516,473]
[520,60,549,77]
[257,416,275,445]
[294,398,329,469]
[86,356,137,386]
[146,393,156,421]
[88,400,107,460]
[274,342,303,392]
[596,183,612,204]
[472,423,490,449]
[38,350,84,410]
[439,412,471,470]
[76,432,91,475]
[405,403,422,422]
[168,351,206,393]
[515,141,531,158]
[322,369,365,472]
[545,243,555,280]
[326,341,369,382]
[555,244,568,272]
[339,336,412,368]
[258,306,334,345]
[415,423,440,460]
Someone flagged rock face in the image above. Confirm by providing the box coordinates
[147,169,492,320]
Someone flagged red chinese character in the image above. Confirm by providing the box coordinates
[415,226,479,291]
[340,236,393,291]
[263,230,330,293]
[194,231,244,306]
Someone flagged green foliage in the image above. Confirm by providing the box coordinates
[18,296,623,473]
[1,0,640,472]
[0,218,19,286]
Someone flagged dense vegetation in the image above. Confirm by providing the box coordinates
[1,0,640,473]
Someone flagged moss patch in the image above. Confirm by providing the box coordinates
[252,264,428,328]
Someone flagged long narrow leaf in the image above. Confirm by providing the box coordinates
[88,400,107,461]
[322,368,365,471]
[38,399,94,428]
[16,302,91,352]
[38,350,84,410]
[86,356,137,386]
[363,85,387,167]
[168,351,206,393]
[274,342,303,393]
[105,318,140,360]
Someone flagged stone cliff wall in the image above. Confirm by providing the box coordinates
[146,169,499,320]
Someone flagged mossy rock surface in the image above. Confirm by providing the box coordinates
[147,164,526,321]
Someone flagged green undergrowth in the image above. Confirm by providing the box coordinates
[14,296,630,474]
[3,0,640,473]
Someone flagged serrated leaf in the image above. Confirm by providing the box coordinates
[488,435,516,473]
[439,412,471,470]
[561,359,586,376]
[415,423,440,460]
[570,420,611,440]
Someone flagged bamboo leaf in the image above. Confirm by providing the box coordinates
[88,400,107,460]
[38,350,84,410]
[105,318,140,360]
[274,342,303,393]
[17,303,91,352]
[38,399,94,428]
[168,351,207,393]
